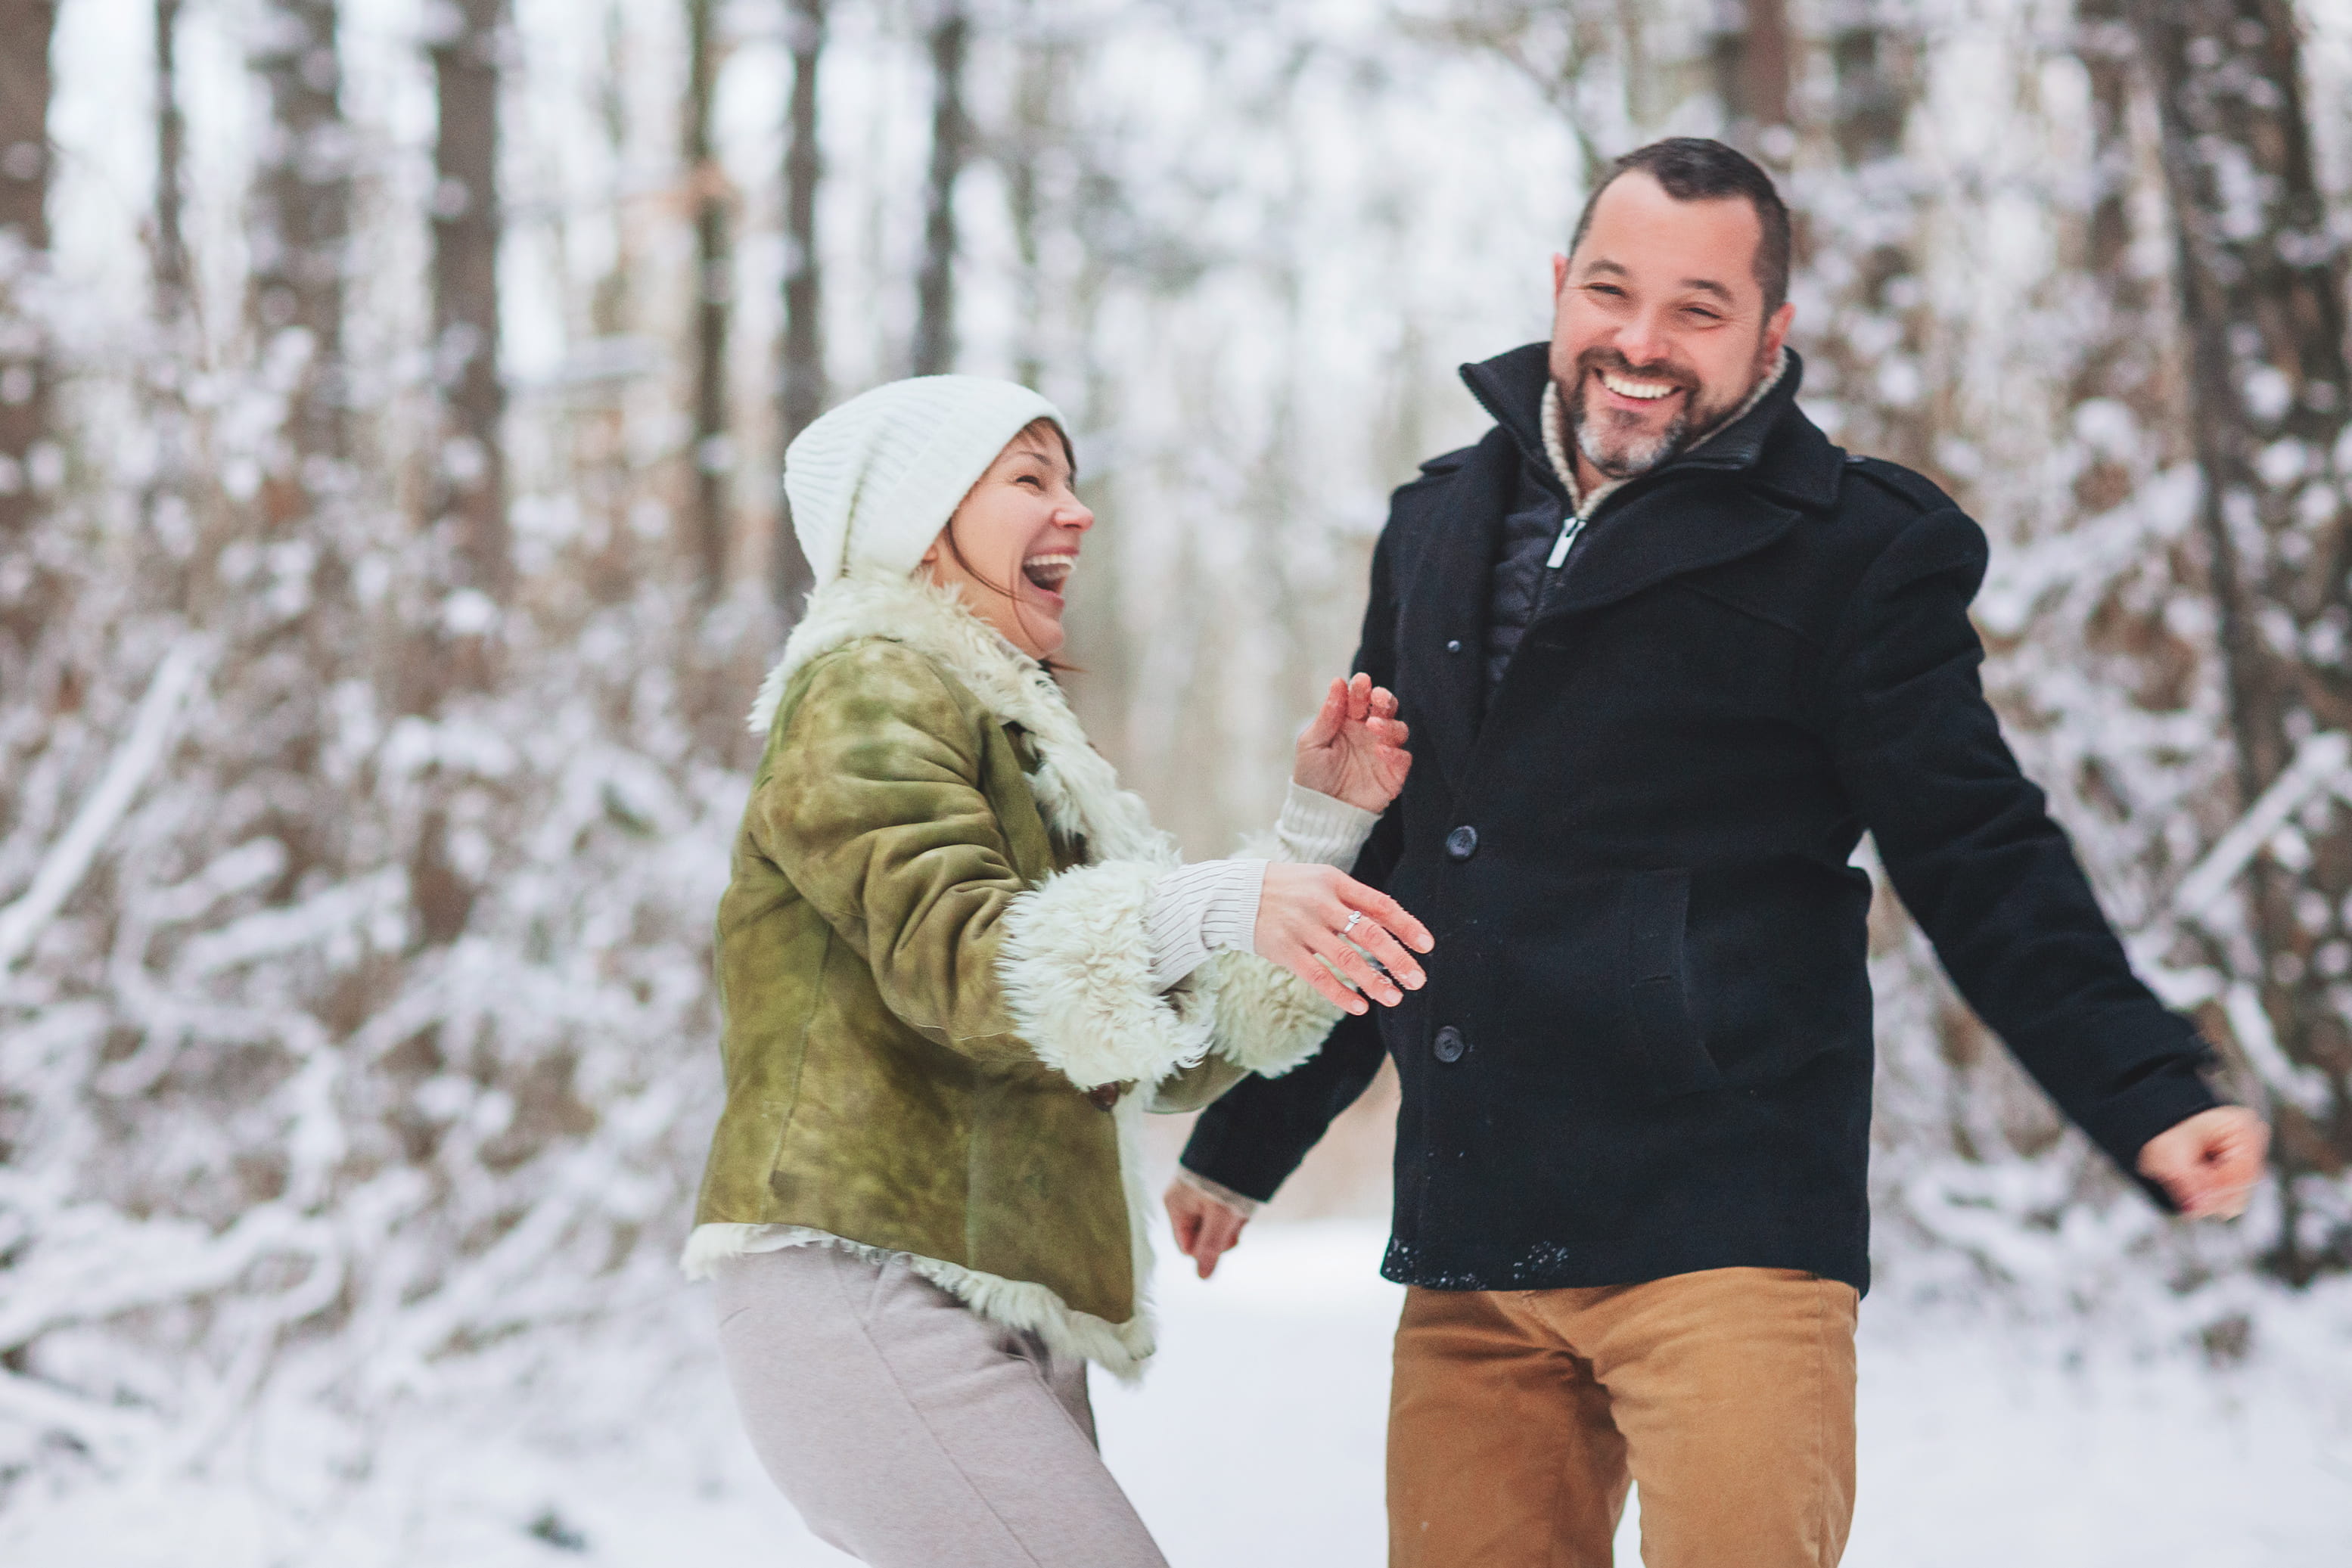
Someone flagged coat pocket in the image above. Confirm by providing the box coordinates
[1623,869,1722,1101]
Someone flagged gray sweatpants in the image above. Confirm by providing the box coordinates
[711,1244,1169,1567]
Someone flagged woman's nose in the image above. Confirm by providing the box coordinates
[1061,501,1096,532]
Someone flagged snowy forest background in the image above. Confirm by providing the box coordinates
[2,0,2351,1560]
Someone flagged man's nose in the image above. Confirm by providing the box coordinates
[1614,307,1673,370]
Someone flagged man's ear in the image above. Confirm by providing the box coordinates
[1552,252,1571,297]
[1763,300,1796,362]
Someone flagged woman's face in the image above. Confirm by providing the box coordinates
[921,423,1093,661]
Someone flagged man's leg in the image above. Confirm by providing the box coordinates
[1530,1267,1858,1568]
[1388,1284,1630,1568]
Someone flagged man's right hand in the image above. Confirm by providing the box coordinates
[1165,1177,1251,1279]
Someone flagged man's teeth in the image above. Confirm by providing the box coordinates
[1022,554,1076,591]
[1600,371,1678,401]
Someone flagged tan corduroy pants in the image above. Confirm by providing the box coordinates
[712,1245,1167,1568]
[1388,1266,1859,1568]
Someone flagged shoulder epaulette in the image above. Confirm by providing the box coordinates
[1841,454,1956,514]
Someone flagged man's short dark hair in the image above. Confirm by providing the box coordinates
[1568,138,1793,315]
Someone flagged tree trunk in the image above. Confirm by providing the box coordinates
[911,5,968,378]
[685,0,730,601]
[143,0,197,594]
[1002,21,1061,395]
[773,0,825,613]
[0,0,56,567]
[2071,0,2162,415]
[1803,6,1938,478]
[250,0,352,495]
[2128,0,2352,1280]
[154,0,189,324]
[429,0,510,616]
[1709,0,1793,162]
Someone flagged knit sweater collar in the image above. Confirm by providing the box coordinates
[1540,349,1790,520]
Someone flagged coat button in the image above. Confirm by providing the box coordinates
[1445,638,1462,654]
[1433,1026,1467,1063]
[1445,824,1478,860]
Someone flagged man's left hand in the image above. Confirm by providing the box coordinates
[2136,1106,2270,1219]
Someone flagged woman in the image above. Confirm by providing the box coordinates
[684,374,1429,1567]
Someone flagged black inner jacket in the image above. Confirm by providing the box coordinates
[1180,343,2219,1295]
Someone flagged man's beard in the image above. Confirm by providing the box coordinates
[1565,348,1737,482]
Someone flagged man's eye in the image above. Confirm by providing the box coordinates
[1586,284,1625,299]
[1686,307,1721,322]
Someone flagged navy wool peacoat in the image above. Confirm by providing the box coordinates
[1181,343,2221,1295]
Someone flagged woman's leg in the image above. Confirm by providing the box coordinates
[712,1245,1167,1568]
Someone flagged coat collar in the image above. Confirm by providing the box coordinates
[1456,342,1844,617]
[751,570,1173,867]
[1395,344,1846,794]
[1461,342,1841,513]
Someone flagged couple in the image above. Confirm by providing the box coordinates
[686,139,2268,1568]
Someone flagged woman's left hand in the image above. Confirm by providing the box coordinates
[1294,673,1412,814]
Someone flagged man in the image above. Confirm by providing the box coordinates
[1164,138,2269,1568]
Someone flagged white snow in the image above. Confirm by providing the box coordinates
[5,1217,2344,1567]
[9,0,2352,1560]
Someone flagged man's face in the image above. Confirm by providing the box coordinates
[1549,172,1795,483]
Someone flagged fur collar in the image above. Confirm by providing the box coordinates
[750,570,1175,868]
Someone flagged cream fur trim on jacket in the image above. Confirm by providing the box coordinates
[701,567,1338,1376]
[682,1094,1160,1378]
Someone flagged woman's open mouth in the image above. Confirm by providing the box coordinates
[1021,553,1076,597]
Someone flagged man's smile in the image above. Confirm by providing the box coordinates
[1597,368,1681,402]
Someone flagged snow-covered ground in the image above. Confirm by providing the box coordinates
[5,1219,2347,1566]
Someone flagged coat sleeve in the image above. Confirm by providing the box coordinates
[1825,505,2219,1186]
[1177,523,1409,1198]
[757,642,1211,1088]
[1177,1006,1390,1202]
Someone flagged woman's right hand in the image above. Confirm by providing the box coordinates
[1293,673,1412,815]
[1254,863,1434,1015]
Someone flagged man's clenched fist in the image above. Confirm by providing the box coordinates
[2136,1106,2269,1219]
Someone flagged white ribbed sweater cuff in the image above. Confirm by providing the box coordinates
[1146,859,1266,989]
[1277,781,1378,870]
[1174,1163,1264,1220]
[1142,787,1376,989]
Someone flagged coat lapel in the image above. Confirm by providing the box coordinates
[1446,344,1844,623]
[1396,431,1515,797]
[1539,477,1803,617]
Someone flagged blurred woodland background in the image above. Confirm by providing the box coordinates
[2,0,2352,1544]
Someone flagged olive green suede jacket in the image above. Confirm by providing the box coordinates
[684,570,1339,1377]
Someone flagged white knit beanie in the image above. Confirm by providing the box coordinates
[786,375,1067,587]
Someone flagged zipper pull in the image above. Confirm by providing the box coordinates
[1546,514,1586,570]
